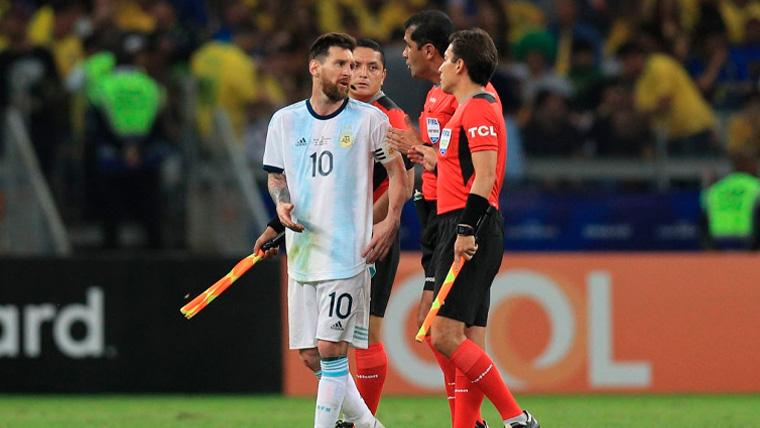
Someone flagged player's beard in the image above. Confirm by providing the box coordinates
[322,76,349,103]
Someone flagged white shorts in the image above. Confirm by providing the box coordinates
[288,270,370,350]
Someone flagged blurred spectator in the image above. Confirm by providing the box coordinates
[725,17,760,99]
[0,5,68,178]
[506,0,546,45]
[509,30,572,107]
[191,22,265,141]
[316,0,411,43]
[639,0,694,50]
[568,38,605,111]
[726,89,760,158]
[522,88,583,156]
[680,30,733,106]
[115,0,156,34]
[211,0,252,43]
[587,78,652,157]
[86,32,166,249]
[150,0,198,66]
[719,0,760,43]
[700,149,760,250]
[549,0,603,76]
[169,0,208,33]
[618,41,718,156]
[26,0,86,79]
[472,0,509,55]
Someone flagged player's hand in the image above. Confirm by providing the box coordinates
[253,226,280,258]
[276,202,304,232]
[409,144,437,171]
[386,115,422,153]
[454,235,478,261]
[362,217,399,263]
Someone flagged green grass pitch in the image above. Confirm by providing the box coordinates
[1,394,758,427]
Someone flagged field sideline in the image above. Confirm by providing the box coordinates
[1,394,759,427]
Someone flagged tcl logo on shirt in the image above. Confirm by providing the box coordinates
[467,126,496,138]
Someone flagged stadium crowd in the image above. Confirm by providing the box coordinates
[1,0,759,249]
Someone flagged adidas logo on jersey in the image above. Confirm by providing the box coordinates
[295,137,307,146]
[330,321,344,331]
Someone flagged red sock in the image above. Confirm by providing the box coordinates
[453,369,485,428]
[425,336,456,423]
[450,339,522,420]
[354,342,388,415]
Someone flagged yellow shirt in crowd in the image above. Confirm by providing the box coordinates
[720,0,760,43]
[27,6,84,78]
[316,0,411,42]
[115,0,156,34]
[190,41,260,139]
[635,53,716,140]
[727,115,760,156]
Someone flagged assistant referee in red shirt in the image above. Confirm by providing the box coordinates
[429,28,539,428]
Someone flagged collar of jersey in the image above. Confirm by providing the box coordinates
[306,97,349,120]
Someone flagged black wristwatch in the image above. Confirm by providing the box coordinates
[456,224,475,236]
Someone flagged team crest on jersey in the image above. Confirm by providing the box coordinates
[339,125,353,148]
[439,129,452,155]
[426,118,440,143]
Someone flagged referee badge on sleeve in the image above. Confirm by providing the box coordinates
[439,129,452,155]
[426,118,440,143]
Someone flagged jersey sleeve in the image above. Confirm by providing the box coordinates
[386,107,408,130]
[370,112,396,164]
[263,112,284,173]
[461,100,501,153]
[385,108,414,170]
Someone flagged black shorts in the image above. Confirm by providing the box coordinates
[433,208,503,327]
[415,199,438,291]
[370,235,400,317]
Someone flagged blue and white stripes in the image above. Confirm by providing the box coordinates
[320,357,349,378]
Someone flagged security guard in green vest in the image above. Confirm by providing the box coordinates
[86,33,166,249]
[700,150,760,250]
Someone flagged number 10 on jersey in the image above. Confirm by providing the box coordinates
[309,150,333,177]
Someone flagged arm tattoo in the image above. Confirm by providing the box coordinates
[268,173,291,204]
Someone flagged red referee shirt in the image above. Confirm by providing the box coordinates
[418,86,457,202]
[371,93,413,202]
[418,83,501,202]
[436,92,506,215]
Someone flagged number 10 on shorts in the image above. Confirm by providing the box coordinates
[328,292,352,319]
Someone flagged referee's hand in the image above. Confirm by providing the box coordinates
[253,226,280,259]
[363,218,398,263]
[454,235,478,261]
[386,115,421,153]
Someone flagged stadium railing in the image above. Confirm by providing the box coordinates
[0,109,71,255]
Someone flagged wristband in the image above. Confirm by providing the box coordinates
[267,216,285,233]
[459,193,490,229]
[456,224,475,236]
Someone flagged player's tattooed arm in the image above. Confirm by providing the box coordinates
[268,172,291,204]
[267,173,304,232]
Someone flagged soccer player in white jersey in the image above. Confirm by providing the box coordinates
[258,32,406,428]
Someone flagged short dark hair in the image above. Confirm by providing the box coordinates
[403,10,453,57]
[449,28,498,86]
[356,38,385,67]
[309,32,357,62]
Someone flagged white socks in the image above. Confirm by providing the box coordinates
[315,357,349,428]
[342,374,382,428]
